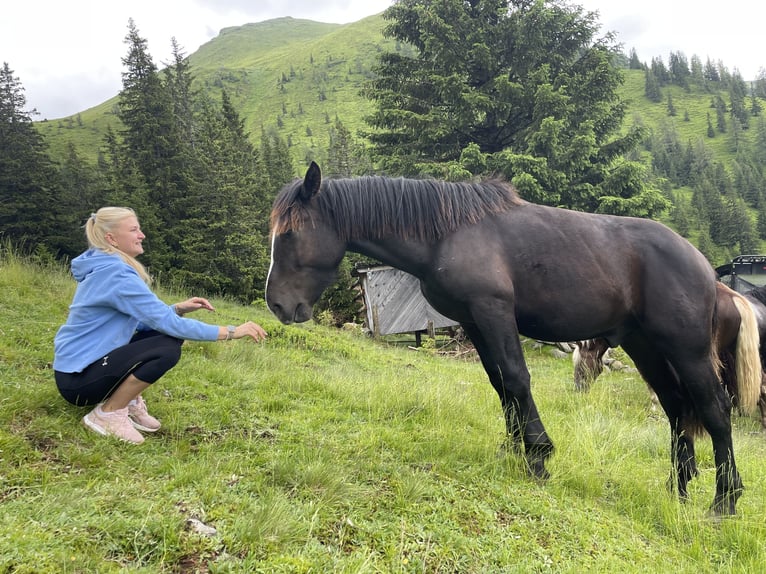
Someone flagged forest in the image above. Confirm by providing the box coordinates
[3,0,766,322]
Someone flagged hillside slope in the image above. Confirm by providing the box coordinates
[35,14,395,166]
[4,253,766,571]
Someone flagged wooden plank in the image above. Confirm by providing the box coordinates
[359,266,458,336]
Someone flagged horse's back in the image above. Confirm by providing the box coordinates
[441,203,716,344]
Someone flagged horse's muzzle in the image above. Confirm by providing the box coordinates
[267,301,312,325]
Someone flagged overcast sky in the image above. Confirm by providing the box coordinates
[2,0,764,120]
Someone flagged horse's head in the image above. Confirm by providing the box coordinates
[266,161,347,324]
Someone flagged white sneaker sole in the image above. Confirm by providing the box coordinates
[129,417,161,433]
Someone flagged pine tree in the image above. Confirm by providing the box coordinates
[697,225,715,261]
[751,89,762,117]
[650,57,670,86]
[715,95,727,133]
[365,0,665,216]
[668,51,690,89]
[728,70,749,129]
[756,194,766,240]
[731,198,758,253]
[755,68,766,99]
[326,118,371,177]
[118,21,198,274]
[690,55,704,84]
[0,62,60,251]
[704,58,720,83]
[54,143,105,257]
[260,127,294,193]
[175,90,271,301]
[644,68,662,102]
[670,193,692,237]
[666,92,677,116]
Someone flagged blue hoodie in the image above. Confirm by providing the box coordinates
[53,249,220,373]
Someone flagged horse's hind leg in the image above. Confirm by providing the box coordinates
[621,334,699,501]
[670,348,743,515]
[461,322,553,479]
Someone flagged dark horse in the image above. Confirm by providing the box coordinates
[573,282,763,424]
[265,162,760,515]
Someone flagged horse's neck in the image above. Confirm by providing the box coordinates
[349,238,432,278]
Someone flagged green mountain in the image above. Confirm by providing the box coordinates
[35,13,762,180]
[36,14,395,167]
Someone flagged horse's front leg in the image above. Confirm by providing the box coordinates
[463,322,522,453]
[461,321,554,479]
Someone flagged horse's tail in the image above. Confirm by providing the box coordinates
[732,293,762,415]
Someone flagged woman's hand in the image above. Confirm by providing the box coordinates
[219,321,268,342]
[174,297,215,316]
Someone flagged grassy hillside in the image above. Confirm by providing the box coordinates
[3,252,766,572]
[620,70,756,159]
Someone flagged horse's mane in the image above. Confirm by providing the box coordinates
[270,175,524,241]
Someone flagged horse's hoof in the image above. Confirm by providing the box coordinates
[497,439,523,458]
[709,493,741,517]
[706,506,735,521]
[526,459,550,481]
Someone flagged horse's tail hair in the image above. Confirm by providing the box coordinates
[732,294,762,415]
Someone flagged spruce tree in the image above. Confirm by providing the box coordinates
[54,143,105,257]
[117,20,182,271]
[365,0,665,216]
[667,92,677,116]
[176,90,270,301]
[756,194,766,240]
[0,62,60,252]
[644,69,662,102]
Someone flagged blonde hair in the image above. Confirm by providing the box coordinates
[85,207,151,284]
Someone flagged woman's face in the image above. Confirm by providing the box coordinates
[106,215,145,258]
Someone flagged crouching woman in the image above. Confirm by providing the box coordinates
[53,207,267,444]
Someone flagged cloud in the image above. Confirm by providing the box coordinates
[4,0,763,119]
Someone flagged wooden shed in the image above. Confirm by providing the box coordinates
[353,265,458,339]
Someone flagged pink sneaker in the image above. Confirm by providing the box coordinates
[83,404,144,444]
[128,396,161,432]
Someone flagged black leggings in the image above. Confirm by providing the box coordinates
[55,330,183,406]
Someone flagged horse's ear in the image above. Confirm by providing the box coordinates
[299,161,322,202]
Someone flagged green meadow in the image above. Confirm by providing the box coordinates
[2,250,766,573]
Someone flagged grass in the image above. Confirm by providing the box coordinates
[2,251,766,572]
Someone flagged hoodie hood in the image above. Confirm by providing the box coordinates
[71,249,123,282]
